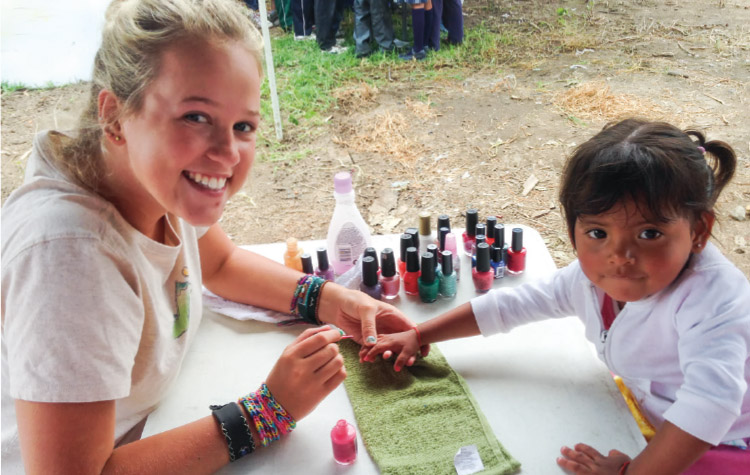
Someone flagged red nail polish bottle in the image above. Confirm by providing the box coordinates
[462,208,478,256]
[485,216,497,246]
[398,233,412,277]
[472,242,494,293]
[331,419,358,465]
[507,227,526,275]
[403,247,421,295]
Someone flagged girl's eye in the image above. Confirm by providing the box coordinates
[639,229,662,240]
[184,113,208,124]
[586,229,607,239]
[234,122,255,133]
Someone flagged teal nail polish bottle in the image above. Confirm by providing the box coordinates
[438,251,457,298]
[418,252,439,303]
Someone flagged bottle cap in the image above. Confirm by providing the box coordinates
[286,237,298,252]
[362,256,378,287]
[465,209,478,237]
[441,250,454,276]
[406,247,420,272]
[405,227,419,249]
[334,171,352,194]
[380,248,396,277]
[418,212,431,236]
[476,234,486,247]
[445,232,458,255]
[420,252,436,283]
[512,227,524,252]
[486,216,498,234]
[437,214,451,232]
[501,244,509,263]
[426,243,439,259]
[364,247,378,268]
[491,246,502,264]
[439,227,450,250]
[476,243,491,272]
[400,233,412,261]
[317,247,330,271]
[493,223,505,249]
[475,223,486,238]
[301,253,314,274]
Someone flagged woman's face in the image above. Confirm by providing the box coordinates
[114,38,261,231]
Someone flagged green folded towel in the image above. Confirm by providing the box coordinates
[339,340,521,475]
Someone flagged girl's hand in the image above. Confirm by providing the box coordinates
[318,284,426,353]
[557,443,630,474]
[265,326,346,421]
[359,329,422,372]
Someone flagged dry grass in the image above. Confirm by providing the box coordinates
[553,81,673,122]
[332,82,379,114]
[404,97,437,120]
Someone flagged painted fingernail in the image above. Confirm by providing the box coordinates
[366,336,377,344]
[338,329,345,336]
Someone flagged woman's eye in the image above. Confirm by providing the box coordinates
[586,229,606,239]
[184,113,208,123]
[234,122,255,133]
[639,229,662,239]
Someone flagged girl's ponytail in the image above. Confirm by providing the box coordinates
[686,129,737,206]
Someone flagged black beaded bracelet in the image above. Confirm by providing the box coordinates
[209,402,255,462]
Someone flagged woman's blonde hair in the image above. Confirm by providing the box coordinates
[54,0,263,192]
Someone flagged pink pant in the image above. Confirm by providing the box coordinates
[682,444,750,474]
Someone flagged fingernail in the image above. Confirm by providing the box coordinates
[338,329,345,336]
[366,336,376,344]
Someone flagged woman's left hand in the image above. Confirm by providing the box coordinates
[557,443,630,474]
[317,283,428,353]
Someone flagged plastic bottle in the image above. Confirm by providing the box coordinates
[284,237,304,272]
[326,171,373,275]
[331,419,358,465]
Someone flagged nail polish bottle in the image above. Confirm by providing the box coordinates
[398,233,412,277]
[315,247,336,281]
[435,215,451,246]
[507,228,527,275]
[438,227,450,253]
[439,251,457,298]
[418,252,439,303]
[490,245,505,279]
[379,248,401,299]
[472,242,493,293]
[301,253,314,275]
[471,234,486,268]
[485,216,497,246]
[360,256,382,300]
[493,223,505,250]
[444,232,461,281]
[284,237,304,272]
[403,247,420,295]
[463,208,478,256]
[474,223,486,253]
[405,227,419,249]
[418,212,433,255]
[331,419,358,465]
[364,247,379,275]
[426,244,440,273]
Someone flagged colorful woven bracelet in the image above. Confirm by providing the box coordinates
[300,277,325,324]
[258,383,296,435]
[209,402,255,461]
[240,392,278,447]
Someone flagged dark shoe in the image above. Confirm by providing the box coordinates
[398,48,426,61]
[393,39,410,49]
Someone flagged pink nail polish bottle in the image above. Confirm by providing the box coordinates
[444,232,461,281]
[331,419,358,465]
[379,248,401,299]
[507,228,527,275]
[462,208,478,256]
[472,242,494,293]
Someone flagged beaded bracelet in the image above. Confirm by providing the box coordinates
[412,326,423,348]
[239,383,296,447]
[209,402,255,462]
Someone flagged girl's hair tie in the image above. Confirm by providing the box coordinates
[698,146,706,154]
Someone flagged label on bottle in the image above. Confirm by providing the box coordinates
[335,222,367,264]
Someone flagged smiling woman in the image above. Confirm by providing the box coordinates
[0,1,417,473]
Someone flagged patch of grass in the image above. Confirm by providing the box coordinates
[2,81,29,94]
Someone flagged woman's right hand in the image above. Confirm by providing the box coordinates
[265,326,346,421]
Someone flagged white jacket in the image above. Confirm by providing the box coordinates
[471,242,750,445]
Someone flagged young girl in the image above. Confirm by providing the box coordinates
[0,1,415,472]
[361,119,750,474]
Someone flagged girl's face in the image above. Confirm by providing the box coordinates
[573,198,710,303]
[112,38,260,232]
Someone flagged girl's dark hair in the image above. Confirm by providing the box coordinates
[559,118,736,242]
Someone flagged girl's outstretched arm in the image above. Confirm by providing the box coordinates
[361,302,481,371]
[557,421,711,474]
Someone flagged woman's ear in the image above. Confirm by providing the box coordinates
[691,211,715,253]
[98,89,126,145]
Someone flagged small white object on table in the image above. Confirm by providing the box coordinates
[142,225,646,474]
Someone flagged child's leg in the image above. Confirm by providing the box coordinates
[428,0,443,51]
[442,0,463,44]
[411,3,426,53]
[423,1,434,51]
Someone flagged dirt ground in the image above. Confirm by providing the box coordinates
[2,0,749,278]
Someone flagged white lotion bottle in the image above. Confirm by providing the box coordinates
[326,171,373,276]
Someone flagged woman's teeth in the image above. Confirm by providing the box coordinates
[187,172,227,190]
